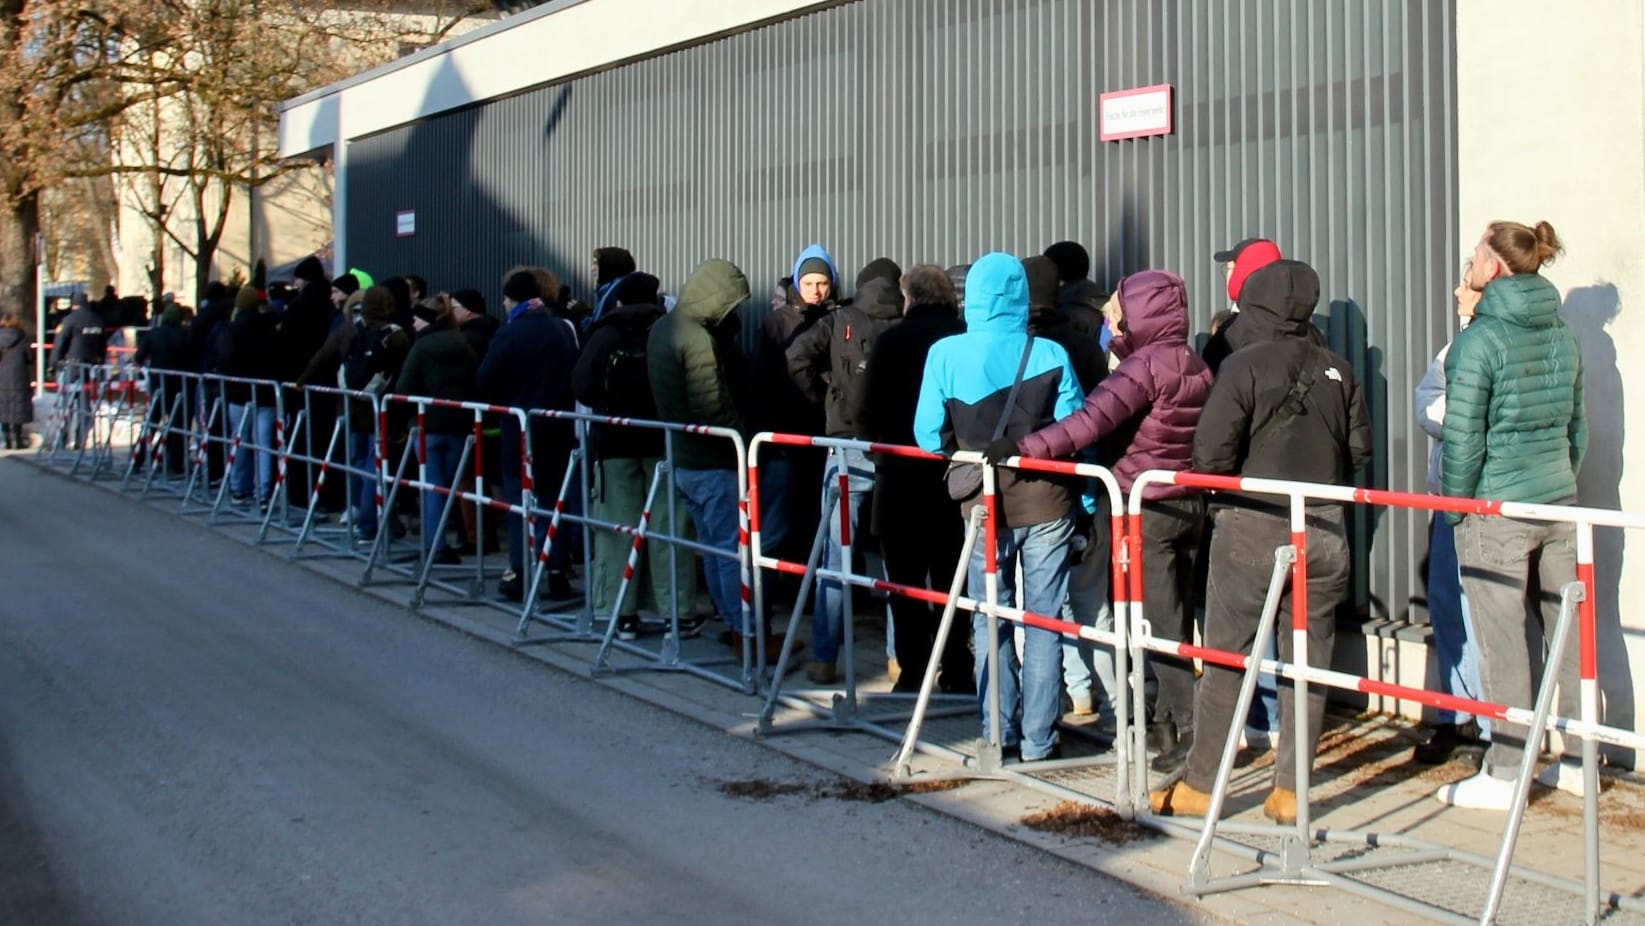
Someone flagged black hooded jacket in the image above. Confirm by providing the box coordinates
[1192,260,1372,506]
[572,300,666,460]
[784,276,906,439]
[1024,257,1107,394]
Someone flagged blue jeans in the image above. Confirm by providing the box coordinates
[228,402,276,502]
[1061,512,1117,720]
[348,430,380,540]
[813,448,874,665]
[1428,514,1487,733]
[971,515,1073,761]
[421,432,466,554]
[758,455,795,554]
[675,467,746,634]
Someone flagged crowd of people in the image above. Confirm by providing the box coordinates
[79,221,1589,819]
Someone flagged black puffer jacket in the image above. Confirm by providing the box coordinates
[0,326,32,425]
[784,276,905,439]
[752,284,831,437]
[1192,260,1372,508]
[49,306,110,371]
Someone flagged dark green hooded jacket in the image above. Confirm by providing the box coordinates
[1442,273,1585,515]
[647,260,750,470]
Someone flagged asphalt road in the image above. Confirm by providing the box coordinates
[0,456,1207,926]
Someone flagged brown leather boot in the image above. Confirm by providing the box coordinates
[1149,779,1213,817]
[1264,787,1298,824]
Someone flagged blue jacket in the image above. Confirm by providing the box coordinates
[916,252,1082,527]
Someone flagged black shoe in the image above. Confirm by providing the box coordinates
[431,548,461,566]
[616,614,640,641]
[671,613,706,639]
[1146,720,1177,755]
[497,573,523,602]
[545,571,576,601]
[1152,730,1194,774]
[1413,721,1484,765]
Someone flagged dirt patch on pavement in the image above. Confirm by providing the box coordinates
[714,776,971,804]
[1021,801,1159,846]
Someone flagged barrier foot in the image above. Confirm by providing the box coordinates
[755,485,838,733]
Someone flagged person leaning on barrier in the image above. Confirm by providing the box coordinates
[133,302,199,475]
[857,264,973,695]
[0,311,33,450]
[784,257,905,686]
[648,258,793,664]
[1434,220,1588,812]
[395,293,478,566]
[339,285,412,544]
[477,270,580,603]
[1150,259,1371,827]
[1016,270,1215,767]
[918,252,1084,763]
[571,271,699,643]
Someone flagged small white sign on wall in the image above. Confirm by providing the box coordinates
[1100,84,1174,141]
[395,210,416,237]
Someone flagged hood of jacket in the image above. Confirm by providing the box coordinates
[1476,273,1562,329]
[588,299,663,337]
[789,243,839,291]
[962,253,1030,335]
[1225,260,1318,352]
[850,277,905,321]
[1110,270,1190,360]
[676,260,750,326]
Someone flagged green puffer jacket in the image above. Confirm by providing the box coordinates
[1442,273,1585,515]
[647,260,750,470]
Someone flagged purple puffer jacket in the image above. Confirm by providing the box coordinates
[1017,270,1213,498]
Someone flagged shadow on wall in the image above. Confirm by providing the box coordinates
[1323,298,1390,621]
[1562,282,1633,767]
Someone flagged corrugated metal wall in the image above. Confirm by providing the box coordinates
[346,0,1458,623]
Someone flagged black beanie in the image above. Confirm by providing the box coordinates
[1042,241,1090,283]
[854,257,902,289]
[1021,256,1060,310]
[332,273,359,296]
[450,288,486,316]
[796,256,833,281]
[611,272,661,307]
[593,247,637,287]
[294,255,327,286]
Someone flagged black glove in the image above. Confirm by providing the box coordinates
[981,437,1019,465]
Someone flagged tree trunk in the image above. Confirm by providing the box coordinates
[0,192,39,335]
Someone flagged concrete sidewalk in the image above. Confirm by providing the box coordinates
[22,447,1645,926]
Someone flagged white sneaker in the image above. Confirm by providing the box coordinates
[1537,760,1589,798]
[1434,770,1517,811]
[1240,727,1275,752]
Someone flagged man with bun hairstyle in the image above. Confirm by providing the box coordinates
[1434,220,1588,810]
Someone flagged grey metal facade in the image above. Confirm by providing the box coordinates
[346,0,1458,623]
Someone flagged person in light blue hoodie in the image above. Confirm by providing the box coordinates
[916,252,1083,762]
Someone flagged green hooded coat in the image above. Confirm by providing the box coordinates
[646,260,750,469]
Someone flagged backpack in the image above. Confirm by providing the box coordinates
[341,321,401,394]
[598,319,658,421]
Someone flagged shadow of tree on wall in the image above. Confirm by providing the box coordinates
[1562,282,1632,766]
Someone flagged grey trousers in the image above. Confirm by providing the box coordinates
[590,457,696,619]
[1455,511,1580,779]
[1185,506,1350,793]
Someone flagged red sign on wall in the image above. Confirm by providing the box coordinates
[1099,84,1174,142]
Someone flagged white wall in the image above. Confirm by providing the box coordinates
[1457,0,1645,764]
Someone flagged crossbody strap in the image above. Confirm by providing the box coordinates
[990,337,1035,442]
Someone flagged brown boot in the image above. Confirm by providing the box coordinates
[1149,779,1213,817]
[1263,787,1298,824]
[725,629,802,666]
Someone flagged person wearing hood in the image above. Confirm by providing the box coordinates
[478,270,580,602]
[0,312,33,449]
[649,259,789,663]
[340,285,412,542]
[1434,221,1587,811]
[1151,260,1370,826]
[280,255,343,510]
[784,257,905,685]
[1014,270,1215,771]
[215,286,283,507]
[915,252,1083,763]
[586,246,638,330]
[859,264,972,694]
[572,271,698,642]
[134,303,199,474]
[752,243,837,578]
[446,287,500,555]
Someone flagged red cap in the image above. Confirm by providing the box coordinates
[1219,238,1283,303]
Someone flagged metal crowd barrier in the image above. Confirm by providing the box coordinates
[1116,468,1645,925]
